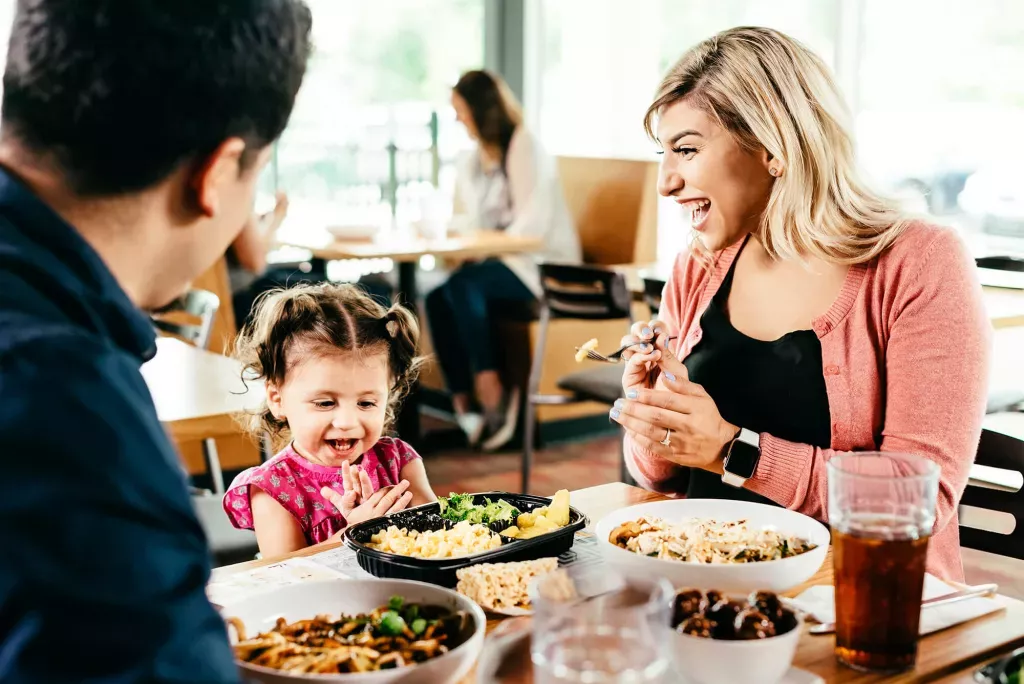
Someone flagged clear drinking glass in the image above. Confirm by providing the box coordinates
[827,452,940,673]
[530,570,673,684]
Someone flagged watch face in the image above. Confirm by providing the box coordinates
[726,439,759,479]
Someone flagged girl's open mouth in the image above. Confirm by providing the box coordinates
[328,438,358,454]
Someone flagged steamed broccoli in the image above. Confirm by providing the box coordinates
[438,493,520,524]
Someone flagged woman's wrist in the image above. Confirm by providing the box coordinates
[704,419,739,473]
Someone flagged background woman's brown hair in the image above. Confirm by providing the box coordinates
[453,69,523,171]
[233,283,423,449]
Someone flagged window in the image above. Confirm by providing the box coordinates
[527,0,838,160]
[274,0,484,233]
[528,0,1024,256]
[856,0,1024,252]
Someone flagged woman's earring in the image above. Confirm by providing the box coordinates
[769,166,779,177]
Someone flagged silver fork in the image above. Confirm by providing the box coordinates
[575,336,678,364]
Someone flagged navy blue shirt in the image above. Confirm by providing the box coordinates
[0,168,238,682]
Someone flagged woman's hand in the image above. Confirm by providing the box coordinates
[611,349,738,470]
[620,319,669,392]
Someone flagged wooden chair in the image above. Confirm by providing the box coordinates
[522,263,634,492]
[960,429,1024,560]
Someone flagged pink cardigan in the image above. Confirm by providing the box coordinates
[625,221,991,581]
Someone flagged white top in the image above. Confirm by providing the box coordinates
[453,126,581,296]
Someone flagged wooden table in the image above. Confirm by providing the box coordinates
[213,483,1024,682]
[615,263,1024,329]
[141,337,263,443]
[274,229,545,442]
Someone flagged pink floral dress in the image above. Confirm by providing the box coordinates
[222,437,421,544]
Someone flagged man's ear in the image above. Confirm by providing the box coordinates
[190,137,247,217]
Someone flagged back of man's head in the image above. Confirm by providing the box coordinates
[1,0,312,197]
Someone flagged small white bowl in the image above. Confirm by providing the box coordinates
[671,612,803,684]
[594,499,829,593]
[222,578,486,684]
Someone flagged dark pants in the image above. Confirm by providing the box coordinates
[232,263,328,329]
[424,260,534,395]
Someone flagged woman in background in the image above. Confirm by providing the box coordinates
[426,69,580,451]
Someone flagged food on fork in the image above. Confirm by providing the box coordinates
[574,338,599,363]
[609,516,817,563]
[228,595,468,673]
[367,521,502,559]
[501,489,571,539]
[455,557,559,611]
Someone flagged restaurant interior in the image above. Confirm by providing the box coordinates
[5,0,1024,681]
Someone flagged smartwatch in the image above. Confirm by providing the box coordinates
[721,428,761,488]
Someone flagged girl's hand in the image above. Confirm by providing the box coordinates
[611,350,737,470]
[620,319,668,393]
[340,460,375,506]
[321,479,413,527]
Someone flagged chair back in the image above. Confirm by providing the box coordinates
[959,429,1024,560]
[642,276,666,319]
[152,289,220,349]
[538,263,632,321]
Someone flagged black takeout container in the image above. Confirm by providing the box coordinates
[343,491,588,587]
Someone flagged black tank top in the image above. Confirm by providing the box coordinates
[682,245,832,504]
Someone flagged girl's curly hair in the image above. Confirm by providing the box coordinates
[233,283,423,448]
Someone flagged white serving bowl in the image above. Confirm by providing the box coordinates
[222,578,486,684]
[594,499,829,593]
[671,611,803,684]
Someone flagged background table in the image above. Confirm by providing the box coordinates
[141,337,263,444]
[275,230,544,442]
[213,482,1024,683]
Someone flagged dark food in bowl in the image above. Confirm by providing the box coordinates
[227,595,473,674]
[672,589,797,641]
[678,615,716,638]
[672,589,706,623]
[735,610,777,640]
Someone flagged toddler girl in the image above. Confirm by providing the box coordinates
[222,283,437,558]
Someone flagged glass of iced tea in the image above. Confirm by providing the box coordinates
[827,452,940,673]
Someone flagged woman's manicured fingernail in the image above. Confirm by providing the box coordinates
[609,407,621,419]
[642,343,651,351]
[664,372,676,382]
[641,327,651,337]
[654,327,663,334]
[614,398,624,409]
[626,389,638,399]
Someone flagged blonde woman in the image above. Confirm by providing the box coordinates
[610,27,989,581]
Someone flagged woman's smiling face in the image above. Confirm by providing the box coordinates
[655,99,775,252]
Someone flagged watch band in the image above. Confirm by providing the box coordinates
[721,427,761,488]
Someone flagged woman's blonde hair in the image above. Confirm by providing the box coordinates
[233,283,423,450]
[646,26,907,264]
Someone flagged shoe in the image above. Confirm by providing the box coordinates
[456,412,485,447]
[481,386,521,452]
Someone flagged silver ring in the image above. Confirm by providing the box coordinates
[660,428,672,446]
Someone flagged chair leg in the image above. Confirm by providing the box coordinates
[522,398,536,494]
[204,438,226,495]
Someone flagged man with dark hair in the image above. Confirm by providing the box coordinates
[0,2,312,681]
